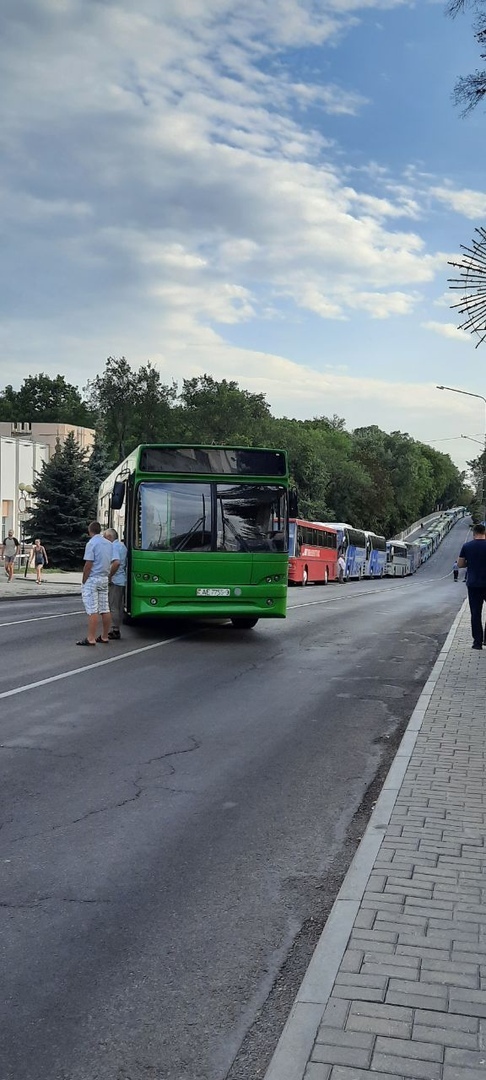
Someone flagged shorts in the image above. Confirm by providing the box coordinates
[81,575,110,616]
[4,555,15,564]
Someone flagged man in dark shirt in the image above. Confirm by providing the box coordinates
[1,530,20,582]
[458,523,486,649]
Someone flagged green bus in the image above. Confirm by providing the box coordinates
[98,443,290,628]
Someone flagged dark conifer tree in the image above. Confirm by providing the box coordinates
[26,433,95,569]
[87,432,113,516]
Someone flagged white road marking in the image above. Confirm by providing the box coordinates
[0,634,189,701]
[287,567,461,610]
[0,610,83,628]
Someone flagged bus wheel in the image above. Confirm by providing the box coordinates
[231,617,259,630]
[302,567,308,586]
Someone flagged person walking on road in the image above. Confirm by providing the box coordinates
[77,521,113,647]
[458,523,486,650]
[337,553,346,583]
[453,559,459,582]
[1,530,20,582]
[103,528,127,640]
[30,538,48,584]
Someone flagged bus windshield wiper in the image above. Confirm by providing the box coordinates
[174,516,205,551]
[219,510,251,553]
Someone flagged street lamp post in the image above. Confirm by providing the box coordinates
[437,385,486,520]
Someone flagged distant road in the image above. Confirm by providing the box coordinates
[0,520,469,1080]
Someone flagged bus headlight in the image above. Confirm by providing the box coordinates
[266,575,272,583]
[152,575,159,582]
[150,597,158,606]
[266,598,274,606]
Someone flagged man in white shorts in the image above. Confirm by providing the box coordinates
[77,521,113,646]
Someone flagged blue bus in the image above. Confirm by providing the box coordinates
[319,522,367,579]
[365,531,387,577]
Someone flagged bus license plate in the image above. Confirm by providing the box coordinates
[197,588,231,597]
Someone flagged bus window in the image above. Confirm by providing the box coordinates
[216,485,287,553]
[137,482,212,551]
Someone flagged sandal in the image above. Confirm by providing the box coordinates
[95,635,110,644]
[76,638,96,646]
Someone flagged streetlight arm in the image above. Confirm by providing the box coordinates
[437,385,486,405]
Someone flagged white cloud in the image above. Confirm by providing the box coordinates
[422,320,471,342]
[431,185,486,220]
[0,0,465,419]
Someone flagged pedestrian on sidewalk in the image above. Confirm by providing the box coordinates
[29,538,48,584]
[1,530,20,582]
[452,559,459,581]
[77,521,113,647]
[458,522,486,649]
[103,527,127,640]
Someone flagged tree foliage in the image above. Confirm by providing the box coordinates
[447,0,486,114]
[25,433,96,569]
[0,373,95,426]
[85,357,176,461]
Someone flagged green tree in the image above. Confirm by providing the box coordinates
[87,432,114,516]
[85,357,138,462]
[131,363,176,446]
[0,374,95,426]
[25,433,95,569]
[174,375,271,444]
[86,357,176,461]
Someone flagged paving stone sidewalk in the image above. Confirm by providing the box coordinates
[266,600,486,1080]
[0,571,81,600]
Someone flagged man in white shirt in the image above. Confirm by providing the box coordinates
[77,521,113,646]
[337,553,346,583]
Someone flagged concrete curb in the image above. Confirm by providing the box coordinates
[0,588,81,603]
[263,599,468,1080]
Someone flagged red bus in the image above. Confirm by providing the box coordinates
[288,518,339,586]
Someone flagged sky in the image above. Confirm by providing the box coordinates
[2,0,486,475]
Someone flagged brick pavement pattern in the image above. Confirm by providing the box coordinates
[303,607,486,1080]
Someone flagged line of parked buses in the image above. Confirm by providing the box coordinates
[288,507,468,586]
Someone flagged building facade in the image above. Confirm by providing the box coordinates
[0,422,95,458]
[0,423,95,542]
[1,437,49,542]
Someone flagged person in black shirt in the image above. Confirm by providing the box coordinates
[458,523,486,649]
[1,530,20,582]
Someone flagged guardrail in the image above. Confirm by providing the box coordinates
[392,510,444,542]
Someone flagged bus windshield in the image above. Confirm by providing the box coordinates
[137,482,288,553]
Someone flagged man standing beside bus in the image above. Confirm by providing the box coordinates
[104,528,127,641]
[458,522,486,650]
[77,521,113,646]
[337,552,346,583]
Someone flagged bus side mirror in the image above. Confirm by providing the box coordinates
[111,481,125,511]
[289,489,298,517]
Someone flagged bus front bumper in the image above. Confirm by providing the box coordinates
[129,582,288,619]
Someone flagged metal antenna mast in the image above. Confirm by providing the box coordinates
[449,226,486,347]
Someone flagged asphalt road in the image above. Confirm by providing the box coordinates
[0,521,470,1080]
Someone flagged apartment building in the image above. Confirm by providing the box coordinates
[0,422,95,541]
